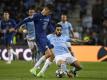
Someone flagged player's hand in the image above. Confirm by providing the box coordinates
[18,27,24,33]
[9,28,16,32]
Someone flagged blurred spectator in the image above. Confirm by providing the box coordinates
[79,0,88,18]
[44,0,54,5]
[0,0,106,46]
[73,28,82,39]
[82,14,92,32]
[83,33,91,45]
[92,0,104,32]
[58,14,74,38]
[90,32,99,45]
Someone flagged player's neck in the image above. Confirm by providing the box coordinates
[62,21,67,23]
[4,19,9,21]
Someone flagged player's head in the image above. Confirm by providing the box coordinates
[61,14,68,22]
[28,7,35,17]
[55,24,62,36]
[3,11,10,21]
[41,4,54,16]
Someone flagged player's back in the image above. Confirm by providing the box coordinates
[24,17,35,40]
[33,13,51,35]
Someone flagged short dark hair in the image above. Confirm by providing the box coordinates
[55,24,62,28]
[3,10,9,14]
[45,4,54,11]
[29,6,35,11]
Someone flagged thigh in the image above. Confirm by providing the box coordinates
[55,55,65,64]
[36,35,53,53]
[64,53,77,64]
[5,35,13,46]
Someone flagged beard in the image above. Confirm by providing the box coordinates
[56,33,61,37]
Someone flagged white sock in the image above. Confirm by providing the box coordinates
[61,63,68,74]
[34,56,46,68]
[8,49,12,62]
[39,59,52,74]
[10,49,16,55]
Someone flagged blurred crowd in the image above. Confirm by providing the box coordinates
[0,0,107,46]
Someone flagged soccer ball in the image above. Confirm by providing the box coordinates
[55,69,64,78]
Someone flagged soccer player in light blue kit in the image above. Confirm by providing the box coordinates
[19,7,37,63]
[58,14,74,38]
[36,24,82,78]
[47,24,82,77]
[0,11,17,64]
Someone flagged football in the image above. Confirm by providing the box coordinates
[55,69,64,78]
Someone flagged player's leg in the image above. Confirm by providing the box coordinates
[27,40,38,63]
[6,45,12,64]
[6,36,16,64]
[37,58,52,77]
[66,54,82,77]
[30,36,54,76]
[55,55,73,78]
[30,47,53,76]
[30,47,51,76]
[36,41,54,77]
[70,60,82,77]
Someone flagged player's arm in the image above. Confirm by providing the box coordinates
[18,24,27,33]
[16,18,33,29]
[70,30,75,38]
[69,23,75,38]
[0,21,7,33]
[16,13,38,29]
[8,19,17,33]
[71,38,90,44]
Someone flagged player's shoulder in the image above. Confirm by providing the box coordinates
[47,33,54,37]
[58,21,62,24]
[47,33,55,38]
[62,35,70,40]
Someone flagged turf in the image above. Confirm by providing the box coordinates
[0,61,107,80]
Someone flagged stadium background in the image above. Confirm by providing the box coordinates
[0,0,107,80]
[0,0,107,46]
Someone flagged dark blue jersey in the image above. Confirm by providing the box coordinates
[0,19,16,35]
[17,12,54,35]
[0,19,16,45]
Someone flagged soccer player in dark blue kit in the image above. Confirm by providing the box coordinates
[0,11,17,64]
[17,4,55,76]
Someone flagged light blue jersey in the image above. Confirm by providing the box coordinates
[47,34,71,56]
[24,17,35,40]
[58,21,73,38]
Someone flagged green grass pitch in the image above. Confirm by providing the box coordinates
[0,61,107,80]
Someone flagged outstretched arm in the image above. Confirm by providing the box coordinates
[16,17,33,29]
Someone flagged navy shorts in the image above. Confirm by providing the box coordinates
[36,34,53,53]
[3,34,13,46]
